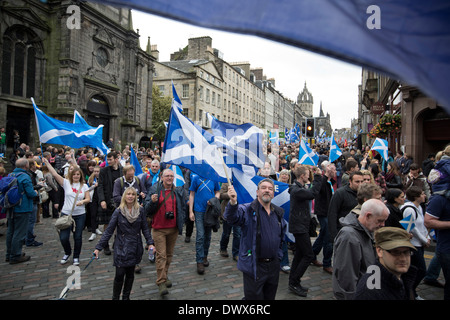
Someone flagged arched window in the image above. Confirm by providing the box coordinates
[1,26,41,98]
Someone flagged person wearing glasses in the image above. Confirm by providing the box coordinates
[332,198,389,300]
[354,227,417,300]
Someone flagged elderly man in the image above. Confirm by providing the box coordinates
[225,178,287,300]
[144,169,186,296]
[332,198,389,300]
[6,158,38,264]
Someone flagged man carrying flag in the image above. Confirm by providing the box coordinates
[224,178,287,300]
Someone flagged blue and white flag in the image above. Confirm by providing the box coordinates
[370,137,389,161]
[268,129,279,145]
[170,165,185,187]
[400,214,415,233]
[172,81,183,112]
[129,145,144,176]
[207,113,265,170]
[73,110,110,155]
[162,95,231,183]
[329,133,342,163]
[231,166,294,242]
[287,128,299,143]
[298,139,319,166]
[32,98,104,150]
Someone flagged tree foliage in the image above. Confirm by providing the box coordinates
[152,85,172,142]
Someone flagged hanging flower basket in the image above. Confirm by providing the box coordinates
[367,114,401,139]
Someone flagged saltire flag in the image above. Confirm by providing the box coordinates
[298,139,318,166]
[400,214,415,233]
[161,93,231,183]
[370,137,389,161]
[207,113,265,169]
[294,123,301,137]
[172,81,183,112]
[288,128,299,143]
[170,164,185,187]
[73,110,110,155]
[32,98,104,150]
[129,144,144,176]
[231,166,294,242]
[329,133,342,162]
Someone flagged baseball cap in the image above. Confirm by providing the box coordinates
[374,227,416,251]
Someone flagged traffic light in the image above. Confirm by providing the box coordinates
[306,118,314,137]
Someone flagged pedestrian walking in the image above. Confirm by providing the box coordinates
[332,198,389,300]
[5,158,38,264]
[224,179,287,300]
[43,157,90,266]
[97,151,123,255]
[189,173,220,275]
[328,171,364,242]
[288,165,323,297]
[354,227,417,300]
[219,182,241,261]
[94,187,154,300]
[144,168,186,296]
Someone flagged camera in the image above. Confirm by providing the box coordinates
[165,211,174,219]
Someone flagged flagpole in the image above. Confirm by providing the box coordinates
[216,147,231,185]
[31,97,45,159]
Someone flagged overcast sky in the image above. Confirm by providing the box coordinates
[132,10,362,130]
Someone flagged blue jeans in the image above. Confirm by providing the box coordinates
[312,215,333,268]
[194,211,212,263]
[220,220,241,258]
[59,214,86,259]
[26,204,38,245]
[437,251,450,300]
[6,211,30,261]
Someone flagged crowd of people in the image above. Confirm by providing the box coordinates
[0,134,449,301]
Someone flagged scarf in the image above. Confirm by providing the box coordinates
[121,205,140,224]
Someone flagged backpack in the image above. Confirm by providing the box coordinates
[0,173,25,209]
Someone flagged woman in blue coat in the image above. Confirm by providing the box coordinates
[94,187,154,300]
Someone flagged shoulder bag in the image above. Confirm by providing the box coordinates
[55,187,81,232]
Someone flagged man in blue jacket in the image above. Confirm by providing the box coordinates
[6,158,38,264]
[224,178,287,300]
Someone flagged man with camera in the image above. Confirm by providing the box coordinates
[144,168,186,296]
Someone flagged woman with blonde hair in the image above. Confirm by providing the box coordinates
[43,158,90,266]
[94,187,154,300]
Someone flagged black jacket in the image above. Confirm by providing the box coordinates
[205,197,221,232]
[97,164,123,212]
[288,174,322,234]
[314,175,335,217]
[354,261,417,300]
[328,184,358,242]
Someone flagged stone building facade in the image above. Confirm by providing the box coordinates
[0,1,154,152]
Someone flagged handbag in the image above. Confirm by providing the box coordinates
[55,188,81,232]
[39,189,49,203]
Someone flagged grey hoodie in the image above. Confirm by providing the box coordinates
[332,211,376,300]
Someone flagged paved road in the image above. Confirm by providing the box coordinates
[0,216,445,301]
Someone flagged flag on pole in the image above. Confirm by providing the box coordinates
[32,98,104,150]
[370,137,389,161]
[298,139,319,166]
[161,92,231,183]
[73,110,110,155]
[329,133,342,162]
[129,145,143,176]
[207,113,265,170]
[172,81,183,112]
[231,166,294,242]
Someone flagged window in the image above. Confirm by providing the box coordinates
[96,47,108,67]
[182,84,189,98]
[2,26,41,98]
